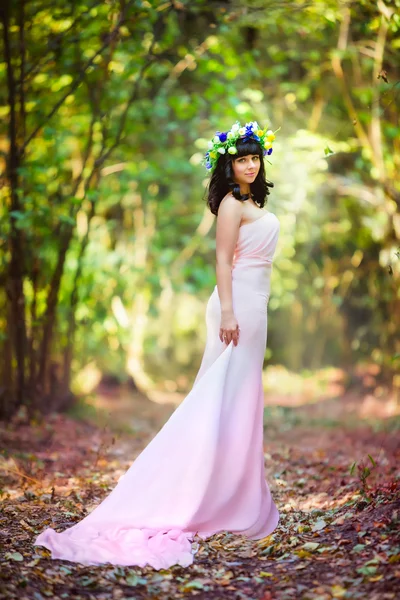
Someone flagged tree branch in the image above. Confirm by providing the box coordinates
[94,9,171,168]
[370,12,389,180]
[20,0,106,86]
[331,6,376,167]
[23,0,134,149]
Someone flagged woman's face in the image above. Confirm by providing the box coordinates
[232,153,261,186]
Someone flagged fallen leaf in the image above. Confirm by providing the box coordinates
[331,584,347,598]
[5,551,24,561]
[312,519,327,532]
[302,542,320,551]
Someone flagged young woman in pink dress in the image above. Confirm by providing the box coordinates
[34,120,281,570]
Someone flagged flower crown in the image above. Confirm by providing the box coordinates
[203,120,278,172]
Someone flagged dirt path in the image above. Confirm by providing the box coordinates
[1,387,399,600]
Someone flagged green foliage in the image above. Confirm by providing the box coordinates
[0,0,399,415]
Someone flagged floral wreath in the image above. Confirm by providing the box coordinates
[203,120,279,172]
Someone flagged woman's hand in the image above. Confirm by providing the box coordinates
[219,310,240,346]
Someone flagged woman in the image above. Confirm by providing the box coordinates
[34,120,281,570]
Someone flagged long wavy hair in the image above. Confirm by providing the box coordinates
[205,136,274,216]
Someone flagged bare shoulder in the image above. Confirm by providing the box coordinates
[220,192,235,207]
[218,193,242,218]
[216,193,243,234]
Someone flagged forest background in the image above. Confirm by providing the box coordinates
[1,0,399,420]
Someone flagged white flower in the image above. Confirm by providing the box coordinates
[208,141,214,149]
[214,135,220,143]
[217,147,226,154]
[227,131,234,139]
[239,127,246,135]
[252,121,259,129]
[266,129,274,136]
[231,123,240,132]
[228,146,237,154]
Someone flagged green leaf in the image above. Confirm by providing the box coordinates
[302,542,319,551]
[182,580,205,590]
[9,210,25,219]
[357,565,378,576]
[352,544,366,553]
[79,577,96,587]
[312,519,327,532]
[5,551,24,561]
[125,574,147,586]
[59,215,76,226]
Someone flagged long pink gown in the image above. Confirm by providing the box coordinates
[34,210,281,569]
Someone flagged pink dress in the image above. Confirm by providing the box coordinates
[34,210,281,569]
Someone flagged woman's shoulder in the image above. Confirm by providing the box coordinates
[218,193,243,221]
[220,192,236,207]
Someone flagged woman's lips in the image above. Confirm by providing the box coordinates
[246,172,256,176]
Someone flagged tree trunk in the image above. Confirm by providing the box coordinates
[2,0,27,409]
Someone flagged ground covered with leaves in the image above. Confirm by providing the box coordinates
[1,387,399,600]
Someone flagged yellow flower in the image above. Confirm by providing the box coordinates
[257,129,264,137]
[210,151,217,159]
[266,129,275,142]
[264,140,272,149]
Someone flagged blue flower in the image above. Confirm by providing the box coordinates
[219,132,227,142]
[263,149,267,156]
[252,134,260,142]
[267,148,273,155]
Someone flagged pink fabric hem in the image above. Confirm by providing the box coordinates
[34,525,198,569]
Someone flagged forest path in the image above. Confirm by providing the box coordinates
[0,385,399,600]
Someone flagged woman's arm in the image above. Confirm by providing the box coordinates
[215,195,242,345]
